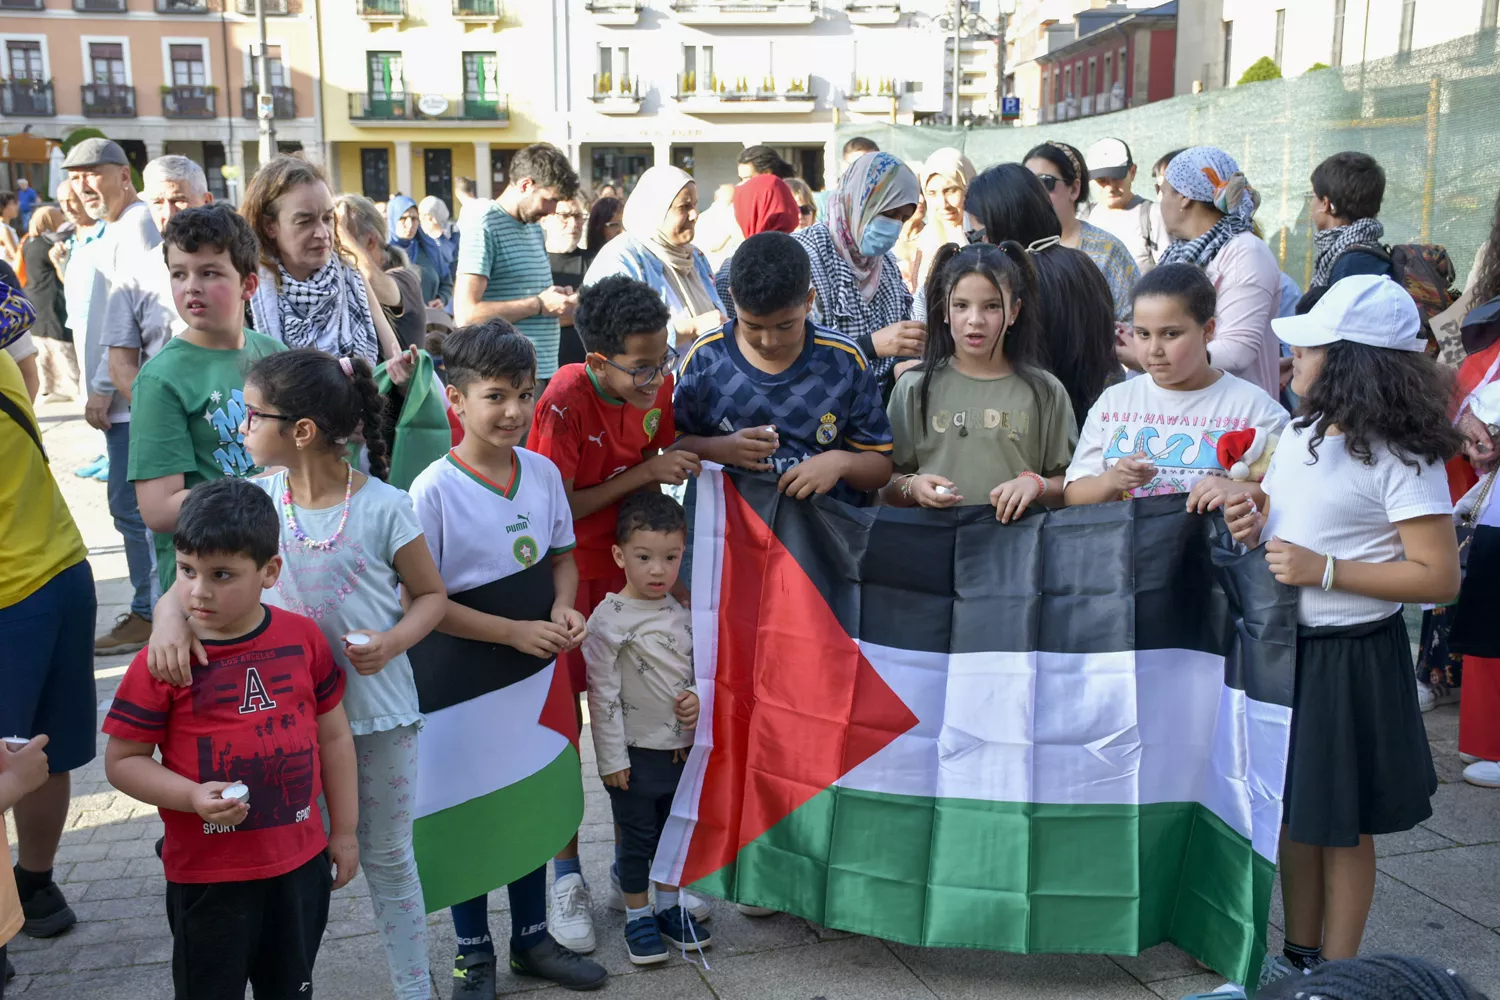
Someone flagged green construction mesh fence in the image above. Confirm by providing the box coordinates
[839,29,1500,289]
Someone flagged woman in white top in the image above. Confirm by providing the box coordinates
[1157,147,1283,396]
[1226,275,1462,983]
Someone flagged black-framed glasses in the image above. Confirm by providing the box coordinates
[1034,173,1060,192]
[244,406,298,430]
[596,346,680,388]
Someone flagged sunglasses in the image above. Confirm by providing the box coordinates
[798,205,815,216]
[1034,174,1060,192]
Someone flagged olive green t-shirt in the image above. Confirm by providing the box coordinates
[888,364,1078,505]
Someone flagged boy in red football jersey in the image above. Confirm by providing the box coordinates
[102,477,358,1000]
[527,274,700,951]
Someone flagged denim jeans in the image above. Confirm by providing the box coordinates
[104,421,153,620]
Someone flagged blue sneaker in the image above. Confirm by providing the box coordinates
[624,915,668,967]
[73,454,106,478]
[91,460,110,481]
[656,904,711,952]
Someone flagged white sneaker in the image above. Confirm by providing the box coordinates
[606,865,626,912]
[1460,752,1482,764]
[736,903,776,917]
[548,873,597,954]
[1463,759,1500,788]
[681,888,711,922]
[1417,682,1436,713]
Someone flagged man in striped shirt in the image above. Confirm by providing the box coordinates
[455,143,580,381]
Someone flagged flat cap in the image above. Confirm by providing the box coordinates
[62,138,129,170]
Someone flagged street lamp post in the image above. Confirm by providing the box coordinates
[255,0,276,166]
[936,1,1014,127]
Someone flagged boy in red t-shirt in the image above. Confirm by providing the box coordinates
[527,274,700,949]
[102,477,358,1000]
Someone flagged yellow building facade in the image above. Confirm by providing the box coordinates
[317,0,553,210]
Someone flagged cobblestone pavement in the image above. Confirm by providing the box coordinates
[7,398,1499,999]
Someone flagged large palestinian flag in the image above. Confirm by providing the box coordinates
[653,467,1297,990]
[408,560,583,911]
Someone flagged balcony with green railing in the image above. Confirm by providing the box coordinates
[348,91,509,125]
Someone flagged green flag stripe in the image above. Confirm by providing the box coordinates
[692,786,1270,987]
[414,744,583,913]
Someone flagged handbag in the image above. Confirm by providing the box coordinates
[1457,470,1495,574]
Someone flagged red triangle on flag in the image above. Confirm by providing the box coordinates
[680,479,919,887]
[537,657,580,750]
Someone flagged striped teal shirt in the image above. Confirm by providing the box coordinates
[458,203,559,377]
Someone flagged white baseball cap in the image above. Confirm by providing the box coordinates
[1271,274,1425,352]
[1086,138,1133,180]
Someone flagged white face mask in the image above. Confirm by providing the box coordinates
[859,214,903,257]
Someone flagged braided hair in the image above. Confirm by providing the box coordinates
[245,348,393,481]
[1261,955,1488,1000]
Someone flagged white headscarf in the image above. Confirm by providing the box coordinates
[623,165,718,318]
[920,147,977,249]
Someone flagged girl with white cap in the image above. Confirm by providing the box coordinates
[1226,274,1463,990]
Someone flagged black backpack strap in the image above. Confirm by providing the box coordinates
[0,388,46,462]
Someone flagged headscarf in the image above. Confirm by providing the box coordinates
[920,148,977,248]
[733,174,799,238]
[1156,146,1261,268]
[250,258,379,364]
[623,165,719,318]
[386,194,444,271]
[825,151,921,301]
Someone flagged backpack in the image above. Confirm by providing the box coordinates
[1350,243,1460,357]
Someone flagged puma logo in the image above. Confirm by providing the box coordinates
[587,431,606,447]
[550,404,567,420]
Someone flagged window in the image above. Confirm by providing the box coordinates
[90,42,126,85]
[1087,56,1096,95]
[360,148,389,203]
[463,51,498,100]
[596,45,629,94]
[258,44,285,88]
[7,41,42,81]
[1221,20,1233,87]
[1274,9,1285,67]
[1063,64,1071,99]
[1398,0,1416,53]
[1118,45,1127,87]
[1332,0,1347,64]
[1103,52,1111,93]
[367,50,403,97]
[682,44,711,93]
[170,43,206,86]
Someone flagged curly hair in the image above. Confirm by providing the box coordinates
[1472,188,1500,306]
[575,275,670,357]
[161,203,260,279]
[245,348,393,481]
[508,143,580,200]
[1294,341,1463,469]
[615,491,687,544]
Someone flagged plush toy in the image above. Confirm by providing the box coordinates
[1214,427,1278,482]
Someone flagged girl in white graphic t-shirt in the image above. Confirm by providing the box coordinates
[1225,275,1462,986]
[1064,263,1287,508]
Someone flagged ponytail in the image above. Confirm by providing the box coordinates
[245,348,394,481]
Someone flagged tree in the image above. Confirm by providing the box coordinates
[60,128,107,153]
[1306,62,1331,72]
[1237,56,1283,85]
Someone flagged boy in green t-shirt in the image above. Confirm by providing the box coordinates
[128,204,285,592]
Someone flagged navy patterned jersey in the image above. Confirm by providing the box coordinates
[673,320,893,504]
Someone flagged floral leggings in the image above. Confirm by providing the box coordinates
[355,724,430,1000]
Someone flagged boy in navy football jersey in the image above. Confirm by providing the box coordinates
[673,232,893,503]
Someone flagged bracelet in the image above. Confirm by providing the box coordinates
[897,474,917,500]
[1019,470,1047,496]
[1321,553,1336,592]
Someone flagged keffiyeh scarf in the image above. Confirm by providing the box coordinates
[250,257,379,364]
[1157,146,1261,269]
[1312,217,1385,286]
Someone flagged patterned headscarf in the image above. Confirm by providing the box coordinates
[825,151,921,302]
[1157,146,1261,268]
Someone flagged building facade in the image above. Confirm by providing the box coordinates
[1034,1,1176,121]
[0,0,321,200]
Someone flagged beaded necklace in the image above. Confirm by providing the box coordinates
[282,463,354,551]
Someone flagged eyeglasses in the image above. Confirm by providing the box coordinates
[244,406,297,429]
[798,205,815,217]
[594,346,680,388]
[555,212,585,222]
[1034,174,1060,192]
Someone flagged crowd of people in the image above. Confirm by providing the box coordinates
[0,125,1498,1000]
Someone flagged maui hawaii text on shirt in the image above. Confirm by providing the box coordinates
[102,607,346,884]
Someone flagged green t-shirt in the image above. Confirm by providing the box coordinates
[127,330,287,591]
[888,364,1078,505]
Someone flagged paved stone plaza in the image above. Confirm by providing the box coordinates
[7,400,1499,999]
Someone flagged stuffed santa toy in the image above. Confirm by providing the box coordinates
[1214,427,1277,482]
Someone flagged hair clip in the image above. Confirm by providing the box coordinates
[338,357,354,377]
[1025,236,1062,254]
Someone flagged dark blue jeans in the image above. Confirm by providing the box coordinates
[105,421,153,619]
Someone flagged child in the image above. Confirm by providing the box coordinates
[1226,275,1461,986]
[128,203,286,593]
[528,274,702,949]
[1066,263,1288,509]
[582,492,708,965]
[879,241,1076,522]
[144,349,449,1000]
[102,478,359,1000]
[675,231,893,502]
[406,319,607,994]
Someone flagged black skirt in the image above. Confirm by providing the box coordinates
[1283,611,1437,848]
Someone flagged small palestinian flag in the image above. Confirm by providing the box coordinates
[654,467,1296,990]
[408,559,583,912]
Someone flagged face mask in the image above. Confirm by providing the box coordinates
[859,214,904,257]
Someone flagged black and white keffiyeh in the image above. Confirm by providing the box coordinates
[1311,217,1385,287]
[249,257,379,364]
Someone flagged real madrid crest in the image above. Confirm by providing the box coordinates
[815,411,838,445]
